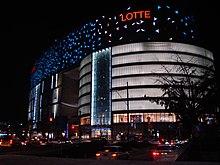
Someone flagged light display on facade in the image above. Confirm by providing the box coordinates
[31,1,197,88]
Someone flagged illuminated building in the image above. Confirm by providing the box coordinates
[28,1,215,140]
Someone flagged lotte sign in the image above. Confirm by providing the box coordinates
[120,10,151,22]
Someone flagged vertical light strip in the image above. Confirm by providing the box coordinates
[41,81,44,93]
[53,104,57,118]
[55,73,58,87]
[33,84,40,129]
[51,75,54,89]
[91,48,111,126]
[91,52,96,125]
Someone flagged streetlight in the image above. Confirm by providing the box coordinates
[126,82,130,141]
[78,110,81,140]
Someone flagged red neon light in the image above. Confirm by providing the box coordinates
[120,10,151,22]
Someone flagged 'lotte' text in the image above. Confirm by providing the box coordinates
[120,10,151,22]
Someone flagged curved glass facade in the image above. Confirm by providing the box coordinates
[111,42,214,112]
[78,42,214,139]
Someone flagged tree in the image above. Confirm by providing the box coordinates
[149,54,218,138]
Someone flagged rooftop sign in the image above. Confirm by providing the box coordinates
[120,10,151,22]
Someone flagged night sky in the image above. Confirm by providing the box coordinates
[1,1,219,126]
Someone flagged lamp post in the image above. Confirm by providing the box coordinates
[78,111,81,140]
[126,82,130,141]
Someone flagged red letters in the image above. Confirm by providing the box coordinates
[120,10,151,22]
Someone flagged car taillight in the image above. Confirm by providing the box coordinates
[10,140,13,145]
[153,152,159,156]
[111,153,119,157]
[96,153,101,157]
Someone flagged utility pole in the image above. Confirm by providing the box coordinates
[126,82,129,141]
[78,111,81,140]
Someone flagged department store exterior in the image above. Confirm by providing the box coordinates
[28,1,215,141]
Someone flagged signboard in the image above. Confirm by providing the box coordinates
[120,10,151,22]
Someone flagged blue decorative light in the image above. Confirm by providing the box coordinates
[31,2,198,88]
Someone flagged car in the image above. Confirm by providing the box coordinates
[0,135,21,147]
[152,145,176,160]
[39,138,48,146]
[70,138,81,144]
[57,137,72,144]
[19,136,29,146]
[96,145,130,160]
[148,139,161,145]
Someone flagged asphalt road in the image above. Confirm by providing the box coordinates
[1,138,220,164]
[0,154,220,165]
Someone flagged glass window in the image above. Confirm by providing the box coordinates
[113,112,176,123]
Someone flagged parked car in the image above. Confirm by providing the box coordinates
[96,145,130,160]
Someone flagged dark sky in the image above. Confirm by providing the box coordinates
[1,1,219,126]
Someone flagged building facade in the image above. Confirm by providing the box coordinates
[28,1,215,140]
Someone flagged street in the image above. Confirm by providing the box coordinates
[0,139,219,164]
